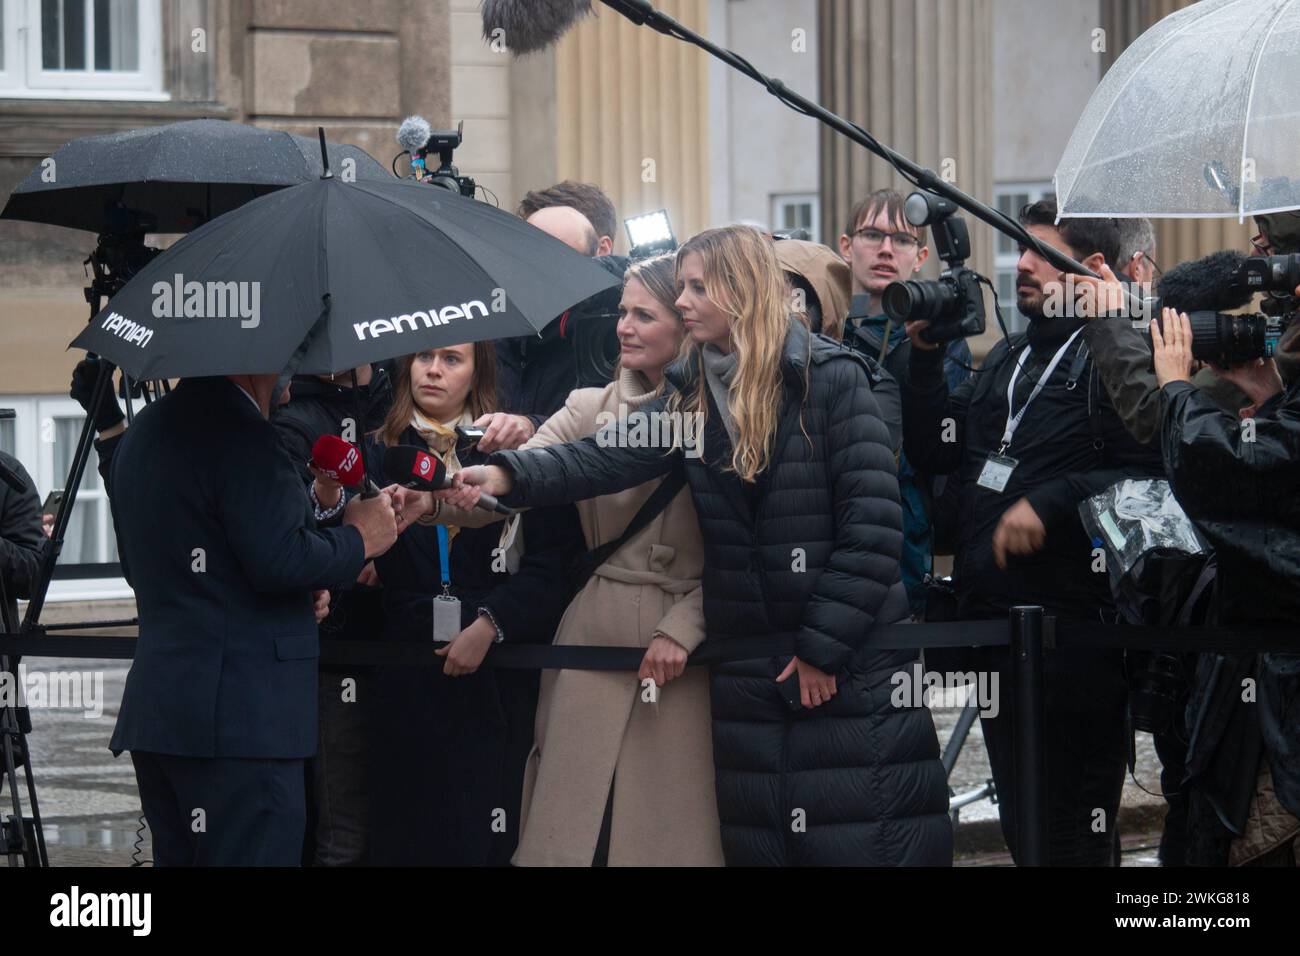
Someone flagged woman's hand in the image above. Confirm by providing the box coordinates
[473,412,535,453]
[638,634,688,687]
[775,656,838,708]
[309,464,343,509]
[435,614,497,676]
[1152,307,1195,387]
[451,465,514,511]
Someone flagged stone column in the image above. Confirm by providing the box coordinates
[817,0,995,287]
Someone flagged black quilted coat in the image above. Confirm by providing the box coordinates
[490,319,952,865]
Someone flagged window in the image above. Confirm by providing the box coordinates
[993,182,1053,335]
[1,395,138,601]
[0,0,164,99]
[770,193,821,244]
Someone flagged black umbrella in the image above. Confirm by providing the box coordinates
[1,119,392,235]
[69,173,621,379]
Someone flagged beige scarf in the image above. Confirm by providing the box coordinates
[410,408,473,546]
[409,406,522,566]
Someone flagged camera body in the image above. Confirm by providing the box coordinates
[411,122,477,198]
[881,190,987,345]
[1241,253,1300,296]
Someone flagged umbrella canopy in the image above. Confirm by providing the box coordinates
[69,175,621,379]
[1056,0,1300,220]
[1,119,392,234]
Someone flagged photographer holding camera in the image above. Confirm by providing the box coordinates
[1150,299,1300,866]
[901,199,1164,865]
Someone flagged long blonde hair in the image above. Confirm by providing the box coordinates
[671,226,790,482]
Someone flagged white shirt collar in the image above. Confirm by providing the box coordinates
[232,381,264,416]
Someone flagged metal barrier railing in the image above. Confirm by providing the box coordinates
[3,607,1297,866]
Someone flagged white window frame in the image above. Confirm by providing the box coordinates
[0,0,166,100]
[2,393,142,602]
[993,181,1053,335]
[770,192,821,245]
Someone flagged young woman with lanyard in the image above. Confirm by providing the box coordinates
[328,341,584,865]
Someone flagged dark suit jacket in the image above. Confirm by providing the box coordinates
[107,377,366,758]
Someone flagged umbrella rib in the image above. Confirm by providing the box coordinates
[1237,0,1294,222]
[1060,0,1253,204]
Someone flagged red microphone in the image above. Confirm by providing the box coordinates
[311,434,379,496]
[382,445,513,515]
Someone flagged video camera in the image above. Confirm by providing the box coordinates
[85,205,163,306]
[881,190,988,345]
[1156,250,1299,366]
[394,117,477,199]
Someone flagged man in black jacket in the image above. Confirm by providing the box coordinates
[107,374,398,866]
[902,199,1163,865]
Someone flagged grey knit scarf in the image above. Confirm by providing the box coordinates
[700,344,739,448]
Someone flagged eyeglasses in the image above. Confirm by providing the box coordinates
[852,227,921,252]
[1251,232,1273,256]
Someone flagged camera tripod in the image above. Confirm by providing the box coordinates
[0,565,48,866]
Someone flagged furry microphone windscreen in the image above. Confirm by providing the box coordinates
[481,0,594,55]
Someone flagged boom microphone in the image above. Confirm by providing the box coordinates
[311,434,379,496]
[481,0,593,55]
[1157,250,1253,313]
[382,444,514,516]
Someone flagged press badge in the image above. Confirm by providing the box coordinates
[977,453,1019,493]
[432,593,461,644]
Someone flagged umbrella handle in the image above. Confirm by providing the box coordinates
[318,128,333,180]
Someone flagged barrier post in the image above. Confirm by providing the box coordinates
[1010,605,1047,866]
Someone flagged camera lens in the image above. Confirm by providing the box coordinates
[882,278,959,324]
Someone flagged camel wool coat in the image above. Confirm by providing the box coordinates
[512,367,724,866]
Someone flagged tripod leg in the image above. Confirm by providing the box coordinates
[20,358,115,632]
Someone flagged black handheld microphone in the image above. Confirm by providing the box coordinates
[381,445,514,516]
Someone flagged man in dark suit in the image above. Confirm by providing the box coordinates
[106,373,397,866]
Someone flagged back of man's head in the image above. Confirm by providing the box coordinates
[518,181,617,251]
[527,205,600,257]
[1018,198,1121,267]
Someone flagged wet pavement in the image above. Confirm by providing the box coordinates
[5,653,1168,867]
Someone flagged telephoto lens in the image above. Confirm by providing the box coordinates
[1180,310,1288,366]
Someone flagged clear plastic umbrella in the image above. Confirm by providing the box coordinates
[1056,0,1300,221]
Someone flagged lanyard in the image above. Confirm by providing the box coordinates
[435,524,451,597]
[999,328,1083,455]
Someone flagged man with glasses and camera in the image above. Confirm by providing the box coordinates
[838,190,972,617]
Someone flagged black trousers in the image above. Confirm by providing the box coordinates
[975,642,1129,866]
[130,751,306,866]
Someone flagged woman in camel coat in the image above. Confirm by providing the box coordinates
[512,254,723,866]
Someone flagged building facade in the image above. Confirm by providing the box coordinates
[0,0,1262,606]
